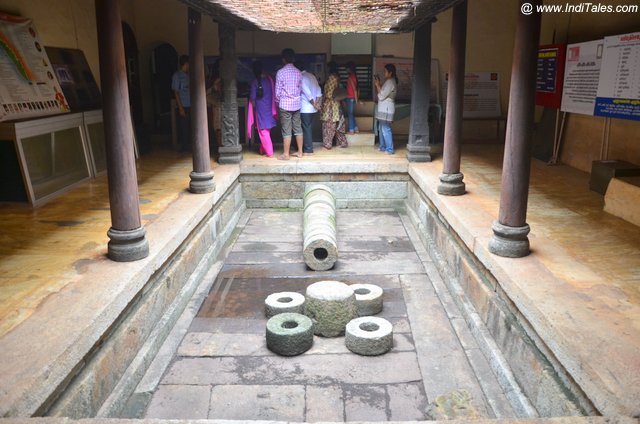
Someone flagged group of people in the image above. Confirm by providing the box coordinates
[249,48,332,160]
[172,48,399,158]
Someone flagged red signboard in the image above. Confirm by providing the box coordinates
[536,44,566,109]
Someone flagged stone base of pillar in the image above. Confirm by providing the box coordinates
[437,172,466,196]
[406,143,441,162]
[488,221,530,258]
[189,170,215,194]
[107,226,149,262]
[218,145,243,164]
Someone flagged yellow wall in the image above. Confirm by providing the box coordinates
[0,0,638,172]
[0,0,99,84]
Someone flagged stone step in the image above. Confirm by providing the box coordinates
[356,116,375,132]
[355,100,375,116]
[346,131,375,146]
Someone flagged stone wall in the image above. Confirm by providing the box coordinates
[405,181,596,417]
[241,173,409,209]
[44,182,245,417]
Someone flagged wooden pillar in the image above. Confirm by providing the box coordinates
[96,0,148,262]
[489,0,542,258]
[188,8,215,193]
[406,21,433,162]
[438,0,467,196]
[217,22,242,164]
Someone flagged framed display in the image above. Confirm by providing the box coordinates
[45,47,102,112]
[0,13,70,122]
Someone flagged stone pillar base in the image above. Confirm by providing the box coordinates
[406,144,431,162]
[218,145,243,164]
[107,227,149,262]
[189,170,215,194]
[438,172,466,196]
[488,221,530,258]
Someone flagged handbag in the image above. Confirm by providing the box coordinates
[333,86,348,101]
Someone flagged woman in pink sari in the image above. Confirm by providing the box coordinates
[248,61,277,157]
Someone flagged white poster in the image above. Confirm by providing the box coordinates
[594,32,640,121]
[0,13,69,122]
[560,39,604,115]
[442,72,502,118]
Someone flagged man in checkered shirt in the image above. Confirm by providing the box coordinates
[275,48,303,160]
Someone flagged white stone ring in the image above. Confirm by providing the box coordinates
[345,316,393,356]
[264,292,306,318]
[350,283,384,316]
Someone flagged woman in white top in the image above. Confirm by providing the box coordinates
[374,64,398,155]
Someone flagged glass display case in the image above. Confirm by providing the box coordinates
[0,110,105,207]
[83,110,107,175]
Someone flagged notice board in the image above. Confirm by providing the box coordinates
[594,32,640,121]
[442,72,502,118]
[560,40,604,115]
[0,13,69,122]
[536,44,566,108]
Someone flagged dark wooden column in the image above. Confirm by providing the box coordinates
[489,0,542,258]
[188,8,215,193]
[96,0,148,262]
[438,0,467,196]
[217,22,242,164]
[406,21,433,162]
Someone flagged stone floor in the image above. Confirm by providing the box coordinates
[143,210,515,421]
[1,143,638,417]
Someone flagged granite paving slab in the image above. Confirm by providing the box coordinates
[143,210,515,420]
[162,352,423,385]
[219,251,425,278]
[208,385,305,420]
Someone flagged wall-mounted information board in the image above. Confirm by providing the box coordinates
[0,13,69,122]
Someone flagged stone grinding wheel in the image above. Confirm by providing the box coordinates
[303,184,338,271]
[350,283,384,316]
[345,316,393,356]
[265,313,314,356]
[304,280,358,337]
[264,292,306,318]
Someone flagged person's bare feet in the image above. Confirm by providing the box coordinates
[277,154,290,160]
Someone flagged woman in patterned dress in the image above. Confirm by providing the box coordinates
[320,61,348,149]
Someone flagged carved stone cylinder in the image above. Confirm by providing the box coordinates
[303,184,338,271]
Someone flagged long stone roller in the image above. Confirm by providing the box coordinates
[303,184,338,271]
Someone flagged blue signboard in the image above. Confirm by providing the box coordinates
[537,48,559,93]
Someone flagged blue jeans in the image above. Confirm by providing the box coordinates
[301,112,315,153]
[378,120,394,154]
[344,98,358,132]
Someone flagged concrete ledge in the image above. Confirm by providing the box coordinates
[0,415,637,424]
[0,165,242,417]
[604,176,640,226]
[240,157,409,175]
[407,162,640,417]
